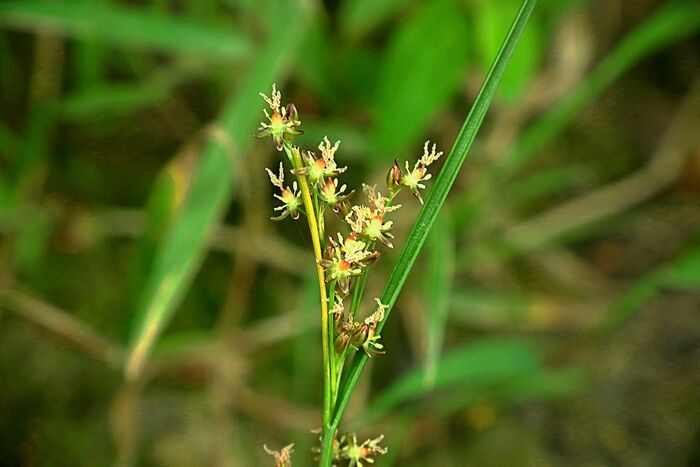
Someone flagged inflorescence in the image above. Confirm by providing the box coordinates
[257,84,442,466]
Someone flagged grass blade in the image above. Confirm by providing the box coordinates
[124,3,311,381]
[369,338,540,421]
[0,0,251,61]
[322,0,538,455]
[499,0,700,177]
[600,241,700,332]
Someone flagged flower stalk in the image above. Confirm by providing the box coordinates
[283,143,333,429]
[256,84,441,466]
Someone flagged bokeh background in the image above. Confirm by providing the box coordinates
[1,0,700,465]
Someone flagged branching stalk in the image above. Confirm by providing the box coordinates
[284,143,333,430]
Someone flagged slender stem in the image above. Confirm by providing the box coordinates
[320,1,538,462]
[313,184,324,243]
[328,280,338,403]
[284,144,333,432]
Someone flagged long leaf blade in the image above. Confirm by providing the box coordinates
[331,0,538,428]
[123,3,311,380]
[0,0,251,61]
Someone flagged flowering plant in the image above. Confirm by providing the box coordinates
[257,85,441,465]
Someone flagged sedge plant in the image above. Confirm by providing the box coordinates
[257,1,536,464]
[256,84,441,465]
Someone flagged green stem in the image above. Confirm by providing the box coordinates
[328,280,338,404]
[285,144,333,433]
[318,1,538,463]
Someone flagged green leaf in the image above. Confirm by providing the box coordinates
[450,287,530,328]
[367,338,541,419]
[323,0,538,454]
[601,241,700,332]
[423,208,455,388]
[600,272,660,333]
[500,0,700,176]
[0,0,251,61]
[339,0,414,41]
[372,0,471,158]
[124,2,312,380]
[57,65,195,121]
[474,0,543,102]
[662,244,700,289]
[0,121,18,161]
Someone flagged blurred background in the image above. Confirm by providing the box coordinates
[1,0,700,465]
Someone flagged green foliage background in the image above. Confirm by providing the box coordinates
[1,0,699,465]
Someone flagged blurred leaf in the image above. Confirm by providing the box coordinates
[602,242,700,332]
[601,273,660,333]
[340,46,381,105]
[367,338,541,419]
[0,121,18,160]
[340,0,414,41]
[70,0,106,91]
[0,0,251,61]
[295,20,335,104]
[12,208,52,276]
[662,245,700,289]
[423,208,455,388]
[500,0,700,176]
[58,65,194,121]
[329,0,537,435]
[450,287,530,328]
[432,367,584,419]
[372,0,471,158]
[6,104,56,210]
[504,163,589,207]
[474,0,543,102]
[124,2,312,380]
[124,156,185,316]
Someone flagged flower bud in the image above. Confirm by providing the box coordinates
[386,159,402,193]
[350,324,369,348]
[333,199,351,219]
[335,332,350,354]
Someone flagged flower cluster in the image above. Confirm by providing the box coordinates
[256,84,441,464]
[256,84,303,150]
[388,141,443,204]
[335,433,388,466]
[332,297,387,358]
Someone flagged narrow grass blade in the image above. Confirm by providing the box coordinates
[58,65,194,121]
[474,0,543,102]
[369,338,540,420]
[500,0,700,177]
[327,0,538,446]
[600,241,700,332]
[124,3,311,380]
[423,209,455,389]
[0,0,251,61]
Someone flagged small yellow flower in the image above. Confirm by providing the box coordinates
[292,137,347,183]
[401,141,443,204]
[256,84,303,150]
[265,162,301,220]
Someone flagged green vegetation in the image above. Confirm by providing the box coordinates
[1,0,699,465]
